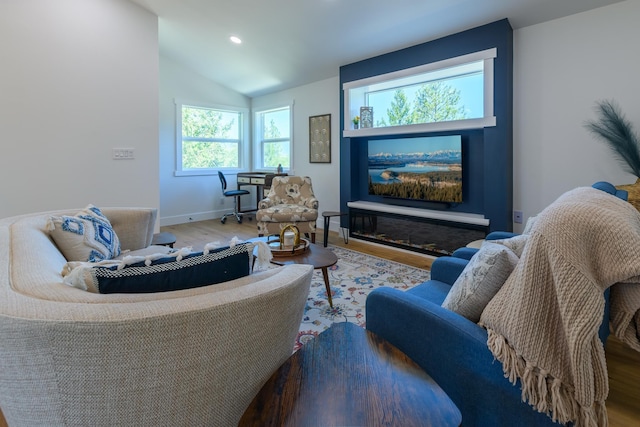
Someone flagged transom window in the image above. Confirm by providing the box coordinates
[343,48,496,135]
[366,61,484,125]
[253,105,292,171]
[175,101,248,175]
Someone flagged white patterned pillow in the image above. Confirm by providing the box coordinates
[441,242,519,322]
[48,205,121,262]
[492,234,529,257]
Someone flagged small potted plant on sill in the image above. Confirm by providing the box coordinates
[352,116,360,129]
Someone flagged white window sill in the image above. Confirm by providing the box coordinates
[343,116,496,138]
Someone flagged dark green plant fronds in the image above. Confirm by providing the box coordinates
[585,100,640,177]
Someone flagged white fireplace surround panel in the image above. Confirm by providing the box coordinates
[347,201,490,227]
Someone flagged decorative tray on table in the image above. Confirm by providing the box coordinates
[265,236,310,257]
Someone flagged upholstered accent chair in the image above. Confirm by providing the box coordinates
[365,182,629,427]
[256,176,318,243]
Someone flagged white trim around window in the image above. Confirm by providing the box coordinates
[252,101,294,173]
[174,99,250,177]
[342,48,498,137]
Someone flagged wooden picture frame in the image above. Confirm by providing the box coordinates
[309,114,331,163]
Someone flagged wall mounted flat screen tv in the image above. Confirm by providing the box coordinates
[368,135,462,203]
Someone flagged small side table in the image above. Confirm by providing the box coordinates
[247,236,338,308]
[321,211,349,248]
[151,232,176,248]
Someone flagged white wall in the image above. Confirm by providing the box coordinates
[158,62,339,230]
[0,0,159,219]
[251,77,342,229]
[513,0,640,232]
[158,56,250,225]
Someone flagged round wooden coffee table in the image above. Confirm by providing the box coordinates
[248,237,338,307]
[239,322,461,426]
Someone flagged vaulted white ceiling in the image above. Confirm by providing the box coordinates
[129,0,623,98]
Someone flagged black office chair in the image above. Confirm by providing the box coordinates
[218,171,251,224]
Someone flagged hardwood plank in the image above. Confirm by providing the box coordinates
[605,335,640,426]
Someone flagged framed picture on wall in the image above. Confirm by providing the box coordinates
[309,114,331,163]
[360,106,373,128]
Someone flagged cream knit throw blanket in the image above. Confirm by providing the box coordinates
[479,187,640,427]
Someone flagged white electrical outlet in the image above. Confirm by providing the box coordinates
[112,148,135,160]
[513,210,523,224]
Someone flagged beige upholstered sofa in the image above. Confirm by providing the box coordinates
[0,208,313,427]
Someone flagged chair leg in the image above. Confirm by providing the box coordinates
[341,227,349,244]
[221,196,245,224]
[232,196,243,223]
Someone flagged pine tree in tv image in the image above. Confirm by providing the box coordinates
[368,135,462,203]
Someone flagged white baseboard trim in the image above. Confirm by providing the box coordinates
[161,211,336,230]
[160,210,224,227]
[159,209,340,232]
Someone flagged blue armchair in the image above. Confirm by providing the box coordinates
[366,182,623,426]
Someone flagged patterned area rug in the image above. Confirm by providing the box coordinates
[294,245,430,351]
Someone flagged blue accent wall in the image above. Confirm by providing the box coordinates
[340,19,513,232]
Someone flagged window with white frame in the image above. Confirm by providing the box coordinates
[343,48,497,135]
[175,101,248,175]
[253,105,292,171]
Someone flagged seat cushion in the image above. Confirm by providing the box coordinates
[256,204,318,222]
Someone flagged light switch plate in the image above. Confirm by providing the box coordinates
[112,148,135,160]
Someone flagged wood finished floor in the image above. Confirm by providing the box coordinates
[162,217,640,427]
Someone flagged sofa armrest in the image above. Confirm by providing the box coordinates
[430,256,468,285]
[486,231,519,241]
[366,287,561,426]
[450,232,520,260]
[102,208,157,251]
[451,247,478,260]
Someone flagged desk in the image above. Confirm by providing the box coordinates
[236,172,287,213]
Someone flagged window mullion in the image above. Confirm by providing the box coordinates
[183,136,240,143]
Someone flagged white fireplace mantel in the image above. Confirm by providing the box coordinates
[347,201,490,227]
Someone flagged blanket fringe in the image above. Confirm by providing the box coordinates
[253,240,273,271]
[486,329,608,427]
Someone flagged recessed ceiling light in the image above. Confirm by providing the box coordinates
[230,36,242,44]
